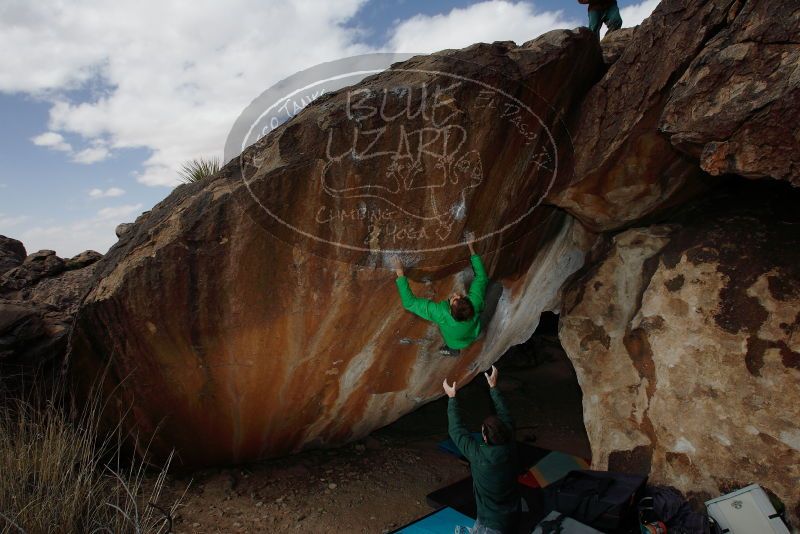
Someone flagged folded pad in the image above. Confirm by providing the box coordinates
[518,451,590,489]
[390,506,476,533]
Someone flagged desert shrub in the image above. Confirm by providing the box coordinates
[0,386,181,534]
[178,157,221,184]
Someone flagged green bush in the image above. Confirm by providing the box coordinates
[178,157,221,184]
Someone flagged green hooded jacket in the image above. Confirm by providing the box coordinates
[448,388,520,531]
[395,254,488,349]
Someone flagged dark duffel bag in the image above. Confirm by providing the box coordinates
[543,470,648,532]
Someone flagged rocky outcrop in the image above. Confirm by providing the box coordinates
[68,29,603,466]
[559,181,800,523]
[0,236,26,275]
[0,245,102,375]
[0,250,65,292]
[661,0,800,185]
[551,0,800,230]
[551,0,734,230]
[600,27,635,66]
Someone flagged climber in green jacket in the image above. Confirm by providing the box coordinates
[392,234,488,356]
[579,0,623,36]
[445,366,520,534]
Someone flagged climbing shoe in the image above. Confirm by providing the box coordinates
[438,345,461,357]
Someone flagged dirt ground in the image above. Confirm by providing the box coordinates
[157,332,591,533]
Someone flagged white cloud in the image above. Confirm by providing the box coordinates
[89,187,125,198]
[620,0,661,28]
[0,213,30,229]
[18,203,144,257]
[387,1,580,53]
[0,0,372,187]
[96,203,143,221]
[30,130,111,163]
[72,144,110,164]
[0,183,7,189]
[31,131,72,152]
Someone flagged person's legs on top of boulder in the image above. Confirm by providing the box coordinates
[580,0,623,35]
[604,2,623,32]
[393,232,489,357]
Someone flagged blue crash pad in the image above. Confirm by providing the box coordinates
[391,506,475,533]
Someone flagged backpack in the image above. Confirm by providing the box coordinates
[543,470,647,532]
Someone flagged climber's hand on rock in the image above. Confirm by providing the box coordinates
[465,231,476,255]
[391,256,404,277]
[484,365,498,388]
[442,378,457,398]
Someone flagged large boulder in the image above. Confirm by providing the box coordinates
[660,0,800,185]
[552,0,745,230]
[68,30,602,466]
[559,181,800,523]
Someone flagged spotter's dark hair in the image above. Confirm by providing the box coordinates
[482,415,511,446]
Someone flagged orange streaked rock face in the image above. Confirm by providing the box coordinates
[68,29,601,467]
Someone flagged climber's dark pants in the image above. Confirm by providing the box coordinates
[589,4,622,35]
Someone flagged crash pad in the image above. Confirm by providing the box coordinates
[390,506,475,533]
[518,451,590,489]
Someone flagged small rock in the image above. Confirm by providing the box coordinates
[192,523,200,528]
[328,482,337,490]
[64,250,102,270]
[354,444,366,453]
[115,222,134,238]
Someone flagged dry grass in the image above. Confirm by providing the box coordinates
[0,386,183,534]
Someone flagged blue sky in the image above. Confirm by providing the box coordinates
[0,0,658,257]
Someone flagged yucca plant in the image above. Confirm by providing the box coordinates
[178,157,221,184]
